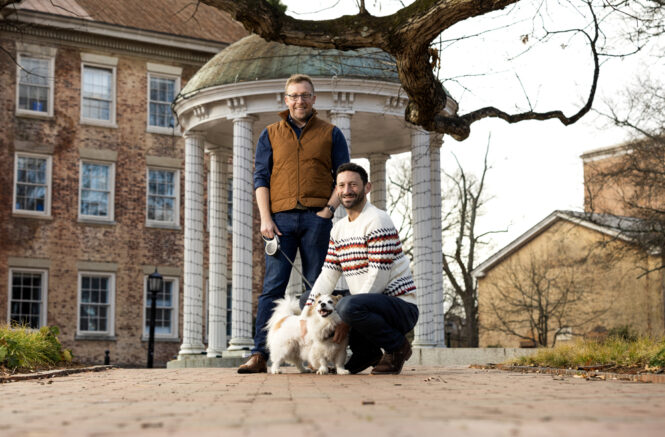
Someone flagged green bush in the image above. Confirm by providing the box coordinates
[650,346,665,368]
[0,325,72,371]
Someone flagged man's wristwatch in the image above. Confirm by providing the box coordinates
[326,204,336,216]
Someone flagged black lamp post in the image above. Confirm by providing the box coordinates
[147,268,163,368]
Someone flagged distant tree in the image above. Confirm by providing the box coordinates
[484,241,614,347]
[387,144,500,347]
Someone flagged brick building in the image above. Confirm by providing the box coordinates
[0,0,246,366]
[473,143,665,347]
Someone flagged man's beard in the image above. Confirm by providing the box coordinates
[340,191,365,210]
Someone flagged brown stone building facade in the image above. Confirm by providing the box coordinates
[0,0,248,366]
[474,143,665,347]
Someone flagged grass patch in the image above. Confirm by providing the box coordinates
[511,336,665,372]
[0,325,72,373]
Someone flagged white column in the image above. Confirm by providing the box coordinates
[328,110,352,155]
[227,115,257,351]
[368,153,389,210]
[328,110,353,290]
[179,131,206,356]
[411,126,436,348]
[430,134,446,347]
[207,149,229,357]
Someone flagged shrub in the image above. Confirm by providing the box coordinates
[512,335,665,370]
[0,325,72,371]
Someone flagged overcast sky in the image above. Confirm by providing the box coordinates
[281,0,657,259]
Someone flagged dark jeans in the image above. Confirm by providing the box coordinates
[252,209,332,358]
[337,294,419,354]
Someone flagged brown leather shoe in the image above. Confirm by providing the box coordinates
[371,340,412,375]
[237,353,267,374]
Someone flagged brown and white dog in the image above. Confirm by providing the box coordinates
[266,294,349,375]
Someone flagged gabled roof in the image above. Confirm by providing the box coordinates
[5,0,246,45]
[472,210,658,278]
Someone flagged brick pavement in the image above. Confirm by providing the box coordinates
[1,366,665,437]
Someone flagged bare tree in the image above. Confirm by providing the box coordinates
[386,144,500,347]
[387,157,414,259]
[186,0,611,140]
[484,241,614,347]
[440,144,505,347]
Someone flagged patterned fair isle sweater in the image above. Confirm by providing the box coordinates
[303,201,417,309]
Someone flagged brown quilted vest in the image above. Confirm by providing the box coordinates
[267,110,335,213]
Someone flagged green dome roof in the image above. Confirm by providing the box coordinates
[179,34,400,97]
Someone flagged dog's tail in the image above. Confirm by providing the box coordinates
[266,295,301,331]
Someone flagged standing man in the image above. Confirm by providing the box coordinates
[301,163,419,375]
[238,74,350,373]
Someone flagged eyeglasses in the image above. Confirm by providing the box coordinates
[286,93,313,101]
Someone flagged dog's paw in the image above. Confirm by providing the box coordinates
[336,368,350,375]
[316,367,329,375]
[269,367,282,374]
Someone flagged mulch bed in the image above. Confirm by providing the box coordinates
[0,364,115,383]
[471,363,665,384]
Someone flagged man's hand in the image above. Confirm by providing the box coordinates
[333,321,349,344]
[300,319,307,339]
[316,207,333,220]
[260,217,282,239]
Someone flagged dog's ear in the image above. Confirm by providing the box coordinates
[332,294,342,304]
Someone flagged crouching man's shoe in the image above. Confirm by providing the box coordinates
[371,340,412,375]
[237,353,267,374]
[345,350,383,374]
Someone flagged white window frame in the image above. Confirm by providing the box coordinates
[16,51,55,118]
[142,276,179,340]
[79,160,115,223]
[146,63,181,135]
[76,271,115,338]
[146,167,180,228]
[13,152,52,217]
[80,53,117,127]
[7,268,48,329]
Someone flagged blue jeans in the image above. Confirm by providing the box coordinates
[252,209,333,358]
[336,294,419,354]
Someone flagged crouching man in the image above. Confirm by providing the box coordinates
[300,162,419,375]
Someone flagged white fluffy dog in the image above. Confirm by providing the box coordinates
[266,294,349,375]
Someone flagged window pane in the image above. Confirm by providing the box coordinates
[15,156,48,212]
[80,163,111,217]
[80,275,110,333]
[10,271,43,329]
[82,66,112,121]
[147,169,176,223]
[148,77,176,128]
[18,57,50,112]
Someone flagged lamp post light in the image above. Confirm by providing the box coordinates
[147,268,163,368]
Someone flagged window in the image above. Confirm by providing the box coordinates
[80,54,117,126]
[17,54,54,116]
[78,272,115,336]
[79,161,114,221]
[149,76,177,128]
[143,277,178,339]
[146,168,179,227]
[13,153,52,216]
[146,63,181,134]
[9,269,47,329]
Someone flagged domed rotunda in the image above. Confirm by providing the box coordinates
[171,34,457,363]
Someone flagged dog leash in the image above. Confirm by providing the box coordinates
[263,235,314,290]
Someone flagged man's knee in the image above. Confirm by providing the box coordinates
[336,295,361,323]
